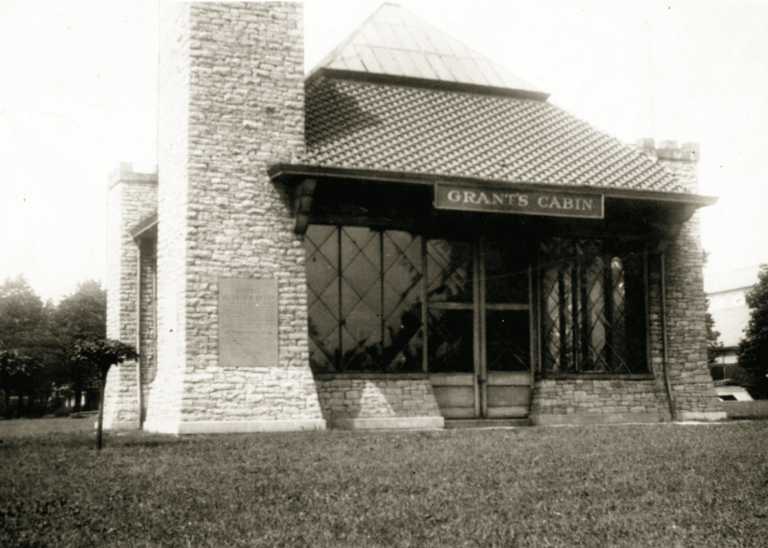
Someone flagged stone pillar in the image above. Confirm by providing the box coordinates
[640,139,726,421]
[104,163,158,429]
[144,2,325,434]
[529,140,726,425]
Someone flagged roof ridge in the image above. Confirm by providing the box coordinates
[307,3,544,96]
[306,4,388,78]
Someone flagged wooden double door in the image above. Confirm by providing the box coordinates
[427,237,534,419]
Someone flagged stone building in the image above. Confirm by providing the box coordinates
[104,2,725,434]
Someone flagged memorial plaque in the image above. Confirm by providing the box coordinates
[219,278,279,368]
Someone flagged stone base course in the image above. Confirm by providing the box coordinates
[678,411,728,422]
[530,378,671,418]
[102,362,140,429]
[144,419,326,435]
[99,420,140,431]
[327,417,444,430]
[531,412,667,426]
[314,374,443,425]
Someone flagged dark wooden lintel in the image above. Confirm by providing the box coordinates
[293,178,317,235]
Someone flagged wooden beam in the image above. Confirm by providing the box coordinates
[267,164,717,209]
[293,178,317,235]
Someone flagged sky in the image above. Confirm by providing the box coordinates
[1,1,767,302]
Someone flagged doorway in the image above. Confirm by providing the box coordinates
[427,237,534,419]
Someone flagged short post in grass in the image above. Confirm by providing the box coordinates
[70,339,138,450]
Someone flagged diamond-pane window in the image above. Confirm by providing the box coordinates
[304,225,424,373]
[426,239,473,303]
[540,238,647,375]
[382,231,424,371]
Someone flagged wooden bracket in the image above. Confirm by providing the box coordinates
[648,204,697,252]
[293,178,317,235]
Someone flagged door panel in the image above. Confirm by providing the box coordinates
[484,309,532,418]
[428,237,533,420]
[426,308,474,373]
[430,373,475,418]
[487,406,530,418]
[487,371,530,385]
[487,385,530,407]
[485,310,530,372]
[434,385,475,407]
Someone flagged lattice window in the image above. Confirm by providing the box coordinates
[305,225,424,373]
[425,239,474,373]
[540,238,647,374]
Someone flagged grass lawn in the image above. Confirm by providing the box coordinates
[1,421,768,547]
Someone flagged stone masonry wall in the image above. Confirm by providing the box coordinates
[144,1,192,432]
[664,214,722,416]
[104,163,158,429]
[145,2,324,432]
[531,140,724,423]
[655,142,723,418]
[315,374,442,427]
[530,378,671,422]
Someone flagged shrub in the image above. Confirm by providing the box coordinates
[53,407,71,418]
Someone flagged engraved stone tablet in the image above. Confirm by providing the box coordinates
[219,278,279,368]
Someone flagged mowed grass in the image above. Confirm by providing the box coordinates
[1,421,768,547]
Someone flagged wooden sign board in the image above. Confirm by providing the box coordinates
[434,183,604,219]
[219,278,279,368]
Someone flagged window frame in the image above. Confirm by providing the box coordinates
[537,238,653,379]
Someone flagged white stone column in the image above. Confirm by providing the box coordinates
[144,2,325,434]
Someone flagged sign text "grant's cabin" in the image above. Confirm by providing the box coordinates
[434,183,605,219]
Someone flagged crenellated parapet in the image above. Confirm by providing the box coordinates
[636,138,700,193]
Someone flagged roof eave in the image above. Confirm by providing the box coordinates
[268,163,718,208]
[130,212,159,239]
[307,68,551,101]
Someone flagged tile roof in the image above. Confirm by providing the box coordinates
[308,3,543,97]
[303,76,685,193]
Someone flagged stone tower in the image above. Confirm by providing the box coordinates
[129,2,324,433]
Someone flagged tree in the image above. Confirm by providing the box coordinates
[705,298,723,366]
[737,264,768,394]
[0,275,45,355]
[70,339,137,450]
[0,276,56,415]
[0,350,32,417]
[53,281,107,411]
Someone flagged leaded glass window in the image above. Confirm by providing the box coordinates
[540,238,647,374]
[425,239,474,373]
[305,225,424,373]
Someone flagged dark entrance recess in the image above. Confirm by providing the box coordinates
[426,236,533,419]
[304,222,535,420]
[276,171,717,420]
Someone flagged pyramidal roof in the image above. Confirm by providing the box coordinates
[309,3,547,99]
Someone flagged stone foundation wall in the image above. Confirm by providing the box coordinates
[530,378,671,424]
[314,374,443,429]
